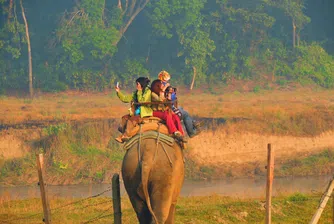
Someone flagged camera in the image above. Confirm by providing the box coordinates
[165,86,177,101]
[165,86,177,93]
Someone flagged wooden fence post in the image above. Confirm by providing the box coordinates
[36,153,51,224]
[309,178,334,224]
[112,173,122,224]
[265,143,274,224]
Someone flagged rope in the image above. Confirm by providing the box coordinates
[123,131,174,150]
[138,124,142,163]
[160,142,173,167]
[153,123,162,162]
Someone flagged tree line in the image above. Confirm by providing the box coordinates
[0,0,333,96]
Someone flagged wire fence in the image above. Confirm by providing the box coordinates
[82,205,114,224]
[1,186,114,224]
[1,146,332,224]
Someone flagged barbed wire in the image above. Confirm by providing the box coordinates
[0,212,42,224]
[1,187,112,223]
[82,214,114,224]
[50,187,112,213]
[55,199,112,215]
[81,205,113,224]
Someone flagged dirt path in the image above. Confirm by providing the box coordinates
[188,130,334,165]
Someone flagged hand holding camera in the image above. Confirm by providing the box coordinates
[165,86,177,101]
[115,82,120,92]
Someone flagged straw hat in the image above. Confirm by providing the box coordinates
[158,70,171,82]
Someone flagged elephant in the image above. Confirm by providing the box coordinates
[122,131,185,224]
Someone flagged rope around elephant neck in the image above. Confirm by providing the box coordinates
[138,124,142,163]
[160,142,173,167]
[135,125,172,167]
[153,123,162,162]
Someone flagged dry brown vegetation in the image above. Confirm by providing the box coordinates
[1,87,333,135]
[0,86,333,184]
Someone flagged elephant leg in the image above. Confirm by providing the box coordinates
[165,184,182,224]
[122,155,152,224]
[166,171,184,223]
[150,186,174,224]
[165,203,177,224]
[128,193,152,224]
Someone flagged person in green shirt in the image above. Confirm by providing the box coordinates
[115,77,152,143]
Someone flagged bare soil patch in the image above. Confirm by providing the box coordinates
[188,129,334,165]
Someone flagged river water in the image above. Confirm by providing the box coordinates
[0,175,332,200]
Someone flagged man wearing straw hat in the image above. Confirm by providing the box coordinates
[158,70,201,138]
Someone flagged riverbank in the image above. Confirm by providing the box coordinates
[1,192,332,223]
[0,118,333,185]
[1,175,332,200]
[0,87,333,185]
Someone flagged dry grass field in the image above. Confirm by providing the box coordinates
[1,87,333,132]
[0,86,333,183]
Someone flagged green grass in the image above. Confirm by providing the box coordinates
[0,154,36,182]
[43,123,68,136]
[287,192,309,202]
[0,194,332,223]
[277,149,334,176]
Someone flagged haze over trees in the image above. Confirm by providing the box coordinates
[0,0,333,94]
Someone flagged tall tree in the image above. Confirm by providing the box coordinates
[266,0,310,48]
[20,0,33,97]
[115,0,150,46]
[54,0,151,89]
[149,0,215,89]
[0,0,26,92]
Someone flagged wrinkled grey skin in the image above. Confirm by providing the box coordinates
[122,138,184,224]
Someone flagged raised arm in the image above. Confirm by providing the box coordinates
[117,91,135,103]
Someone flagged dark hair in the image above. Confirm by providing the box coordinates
[136,77,150,90]
[151,79,162,95]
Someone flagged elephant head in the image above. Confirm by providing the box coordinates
[122,131,185,224]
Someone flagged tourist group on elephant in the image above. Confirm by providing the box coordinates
[116,71,202,223]
[114,70,202,144]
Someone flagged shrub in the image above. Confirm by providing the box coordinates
[43,123,68,136]
[253,85,261,93]
[292,44,334,88]
[288,192,308,202]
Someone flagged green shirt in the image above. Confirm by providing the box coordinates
[117,87,153,118]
